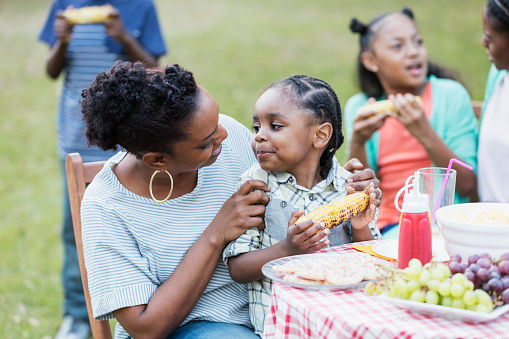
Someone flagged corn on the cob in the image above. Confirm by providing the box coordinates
[297,193,370,232]
[356,96,422,116]
[63,5,113,25]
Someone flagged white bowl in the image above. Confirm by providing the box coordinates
[435,203,509,262]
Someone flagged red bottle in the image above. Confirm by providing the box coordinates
[395,172,432,269]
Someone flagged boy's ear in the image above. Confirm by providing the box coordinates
[361,51,378,73]
[142,152,170,171]
[314,123,333,149]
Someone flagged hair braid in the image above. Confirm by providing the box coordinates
[265,75,343,179]
[487,0,509,32]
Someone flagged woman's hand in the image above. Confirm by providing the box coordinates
[388,93,432,140]
[103,7,129,43]
[343,158,381,207]
[209,179,270,247]
[281,210,330,255]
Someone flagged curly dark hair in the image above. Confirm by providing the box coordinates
[265,75,344,179]
[486,0,509,33]
[349,8,457,99]
[80,60,199,157]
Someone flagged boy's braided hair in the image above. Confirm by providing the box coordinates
[266,75,344,179]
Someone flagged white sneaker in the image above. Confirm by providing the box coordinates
[55,316,91,339]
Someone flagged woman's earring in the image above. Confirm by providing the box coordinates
[149,170,174,203]
[372,66,378,72]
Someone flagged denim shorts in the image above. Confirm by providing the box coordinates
[167,321,260,339]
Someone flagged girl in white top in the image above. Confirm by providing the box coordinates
[478,0,509,202]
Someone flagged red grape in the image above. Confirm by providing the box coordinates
[499,260,509,275]
[468,254,480,265]
[487,278,503,294]
[450,254,462,263]
[477,257,492,269]
[477,268,490,282]
[464,270,476,283]
[501,276,509,290]
[469,263,480,274]
[479,252,491,259]
[449,261,461,274]
[499,253,509,262]
[502,289,509,304]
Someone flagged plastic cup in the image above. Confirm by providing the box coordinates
[417,167,457,232]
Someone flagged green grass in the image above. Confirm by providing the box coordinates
[0,0,490,337]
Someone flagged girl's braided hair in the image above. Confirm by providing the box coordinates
[486,0,509,32]
[81,60,199,158]
[266,75,344,179]
[349,8,457,98]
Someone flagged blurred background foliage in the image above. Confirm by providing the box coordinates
[0,0,490,337]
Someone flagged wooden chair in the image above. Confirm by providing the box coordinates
[472,100,483,120]
[65,153,112,339]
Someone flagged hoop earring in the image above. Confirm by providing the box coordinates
[149,170,174,203]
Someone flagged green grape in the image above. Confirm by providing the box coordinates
[441,296,452,307]
[375,284,383,295]
[407,279,420,294]
[466,304,477,311]
[463,280,474,291]
[425,290,439,305]
[439,264,452,279]
[403,265,422,280]
[476,304,493,313]
[438,280,451,297]
[410,289,426,303]
[423,262,432,269]
[451,273,467,285]
[474,289,493,307]
[427,279,441,292]
[419,270,431,286]
[394,278,409,299]
[430,267,444,280]
[450,283,465,298]
[408,258,423,268]
[387,286,397,298]
[463,290,476,306]
[365,282,376,295]
[451,298,465,309]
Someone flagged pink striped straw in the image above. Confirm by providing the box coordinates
[431,158,473,225]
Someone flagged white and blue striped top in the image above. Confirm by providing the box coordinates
[38,0,167,162]
[81,115,256,338]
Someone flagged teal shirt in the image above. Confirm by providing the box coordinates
[344,76,478,204]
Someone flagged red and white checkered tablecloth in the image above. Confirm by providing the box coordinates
[263,241,509,339]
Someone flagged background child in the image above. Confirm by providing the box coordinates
[38,1,166,338]
[345,8,478,238]
[223,75,381,336]
[478,0,509,203]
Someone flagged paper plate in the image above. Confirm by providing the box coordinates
[372,236,450,262]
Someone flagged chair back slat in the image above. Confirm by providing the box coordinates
[65,153,112,339]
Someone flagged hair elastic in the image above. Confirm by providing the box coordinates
[493,0,509,18]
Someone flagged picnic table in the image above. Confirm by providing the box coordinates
[262,241,509,339]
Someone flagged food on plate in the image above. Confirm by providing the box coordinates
[356,96,422,116]
[365,255,509,313]
[62,5,114,24]
[296,193,369,233]
[273,252,380,285]
[441,208,509,225]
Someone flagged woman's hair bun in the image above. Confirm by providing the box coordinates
[401,7,414,19]
[349,18,368,35]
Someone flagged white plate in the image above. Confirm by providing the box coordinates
[372,237,450,262]
[261,253,372,291]
[378,294,509,323]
